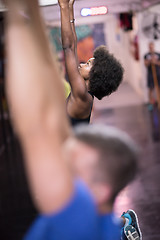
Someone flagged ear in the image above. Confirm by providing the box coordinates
[93,183,112,205]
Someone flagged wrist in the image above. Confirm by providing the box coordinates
[69,3,74,8]
[60,3,69,9]
[70,18,75,23]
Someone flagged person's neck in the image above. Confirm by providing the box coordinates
[98,202,113,215]
[85,79,90,90]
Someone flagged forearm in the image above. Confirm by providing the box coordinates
[156,61,160,66]
[144,60,150,67]
[69,3,78,64]
[58,1,86,97]
[59,3,75,50]
[150,61,160,66]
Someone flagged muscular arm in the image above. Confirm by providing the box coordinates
[58,0,88,100]
[69,0,78,65]
[5,0,73,214]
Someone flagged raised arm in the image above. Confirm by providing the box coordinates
[5,0,73,214]
[58,0,88,99]
[69,0,78,64]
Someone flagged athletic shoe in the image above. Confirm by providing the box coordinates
[124,225,140,240]
[147,103,153,111]
[121,209,142,240]
[121,226,127,240]
[121,225,139,240]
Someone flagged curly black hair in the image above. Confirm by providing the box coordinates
[89,45,124,100]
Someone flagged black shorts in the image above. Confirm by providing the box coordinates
[147,76,160,89]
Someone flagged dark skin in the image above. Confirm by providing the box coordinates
[58,0,94,119]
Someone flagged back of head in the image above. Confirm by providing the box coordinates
[89,45,124,100]
[74,124,139,202]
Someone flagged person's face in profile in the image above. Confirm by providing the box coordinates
[78,58,94,81]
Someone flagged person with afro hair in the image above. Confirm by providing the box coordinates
[59,0,124,126]
[89,45,124,100]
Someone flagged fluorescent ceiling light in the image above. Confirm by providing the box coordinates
[39,0,58,6]
[81,6,108,17]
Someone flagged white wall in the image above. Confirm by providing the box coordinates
[106,9,160,102]
[105,14,143,98]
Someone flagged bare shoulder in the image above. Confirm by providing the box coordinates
[67,91,94,119]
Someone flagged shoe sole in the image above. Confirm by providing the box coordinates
[128,209,142,240]
[124,225,140,240]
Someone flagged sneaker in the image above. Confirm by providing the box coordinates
[147,103,153,111]
[121,225,139,240]
[124,225,140,240]
[121,209,142,240]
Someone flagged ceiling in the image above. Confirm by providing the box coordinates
[39,0,160,12]
[0,0,160,19]
[40,0,160,22]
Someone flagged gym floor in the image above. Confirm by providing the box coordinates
[0,82,160,240]
[92,83,160,240]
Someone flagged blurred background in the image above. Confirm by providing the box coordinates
[0,0,160,239]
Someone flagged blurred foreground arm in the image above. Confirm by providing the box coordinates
[5,0,73,214]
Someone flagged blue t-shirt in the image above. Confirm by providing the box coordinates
[24,181,121,240]
[99,214,121,240]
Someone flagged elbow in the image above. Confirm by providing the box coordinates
[62,44,74,52]
[62,38,74,51]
